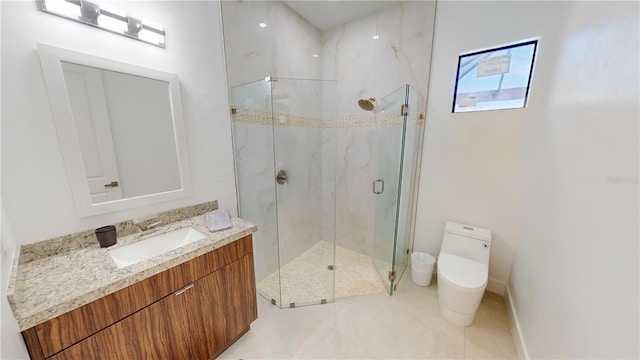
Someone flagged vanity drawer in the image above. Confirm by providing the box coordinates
[24,235,253,359]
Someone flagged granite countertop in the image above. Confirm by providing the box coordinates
[7,215,257,331]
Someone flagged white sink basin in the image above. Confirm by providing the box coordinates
[109,227,207,269]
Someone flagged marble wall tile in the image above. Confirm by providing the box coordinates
[272,79,325,122]
[233,123,280,281]
[221,1,275,87]
[274,126,324,265]
[323,3,435,258]
[232,113,329,277]
[322,14,378,116]
[373,2,435,102]
[335,127,376,255]
[322,128,337,245]
[272,4,323,81]
[221,1,322,87]
[322,2,434,117]
[230,79,273,112]
[371,122,403,263]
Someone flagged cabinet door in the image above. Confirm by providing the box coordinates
[196,255,258,357]
[219,255,257,344]
[50,284,196,360]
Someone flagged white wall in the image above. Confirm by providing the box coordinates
[415,0,639,358]
[1,2,233,358]
[1,201,29,359]
[414,0,572,294]
[508,1,639,358]
[1,1,234,243]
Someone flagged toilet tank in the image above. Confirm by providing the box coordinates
[440,222,492,265]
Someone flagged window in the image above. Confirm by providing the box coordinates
[452,39,538,113]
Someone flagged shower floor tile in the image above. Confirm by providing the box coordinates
[257,241,387,306]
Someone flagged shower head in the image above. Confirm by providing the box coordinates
[358,97,377,112]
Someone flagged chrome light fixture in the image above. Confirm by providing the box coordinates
[38,0,166,48]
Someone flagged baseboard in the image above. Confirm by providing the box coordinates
[487,277,506,295]
[506,285,529,359]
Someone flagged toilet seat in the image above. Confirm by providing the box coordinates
[438,253,488,291]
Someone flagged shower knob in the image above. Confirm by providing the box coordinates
[276,169,288,184]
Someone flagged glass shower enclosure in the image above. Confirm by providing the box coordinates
[371,84,425,294]
[231,77,337,308]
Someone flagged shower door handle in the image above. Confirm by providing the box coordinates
[373,179,384,194]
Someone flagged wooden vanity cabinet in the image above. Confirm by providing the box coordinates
[21,235,257,360]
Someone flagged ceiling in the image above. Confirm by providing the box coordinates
[282,1,401,31]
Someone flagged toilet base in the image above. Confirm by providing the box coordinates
[439,301,477,327]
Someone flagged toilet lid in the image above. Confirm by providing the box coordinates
[438,253,488,289]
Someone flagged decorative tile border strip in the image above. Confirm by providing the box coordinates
[232,108,424,129]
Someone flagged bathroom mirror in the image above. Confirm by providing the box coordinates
[38,43,192,217]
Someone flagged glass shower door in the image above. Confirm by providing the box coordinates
[270,78,337,307]
[232,77,337,308]
[393,85,425,289]
[230,79,281,304]
[371,85,424,294]
[371,85,408,294]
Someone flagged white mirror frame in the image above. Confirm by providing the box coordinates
[37,43,192,217]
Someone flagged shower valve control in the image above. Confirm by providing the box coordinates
[276,169,288,184]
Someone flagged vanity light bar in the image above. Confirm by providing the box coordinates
[38,0,166,48]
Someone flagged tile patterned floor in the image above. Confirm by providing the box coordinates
[221,271,518,359]
[257,241,387,306]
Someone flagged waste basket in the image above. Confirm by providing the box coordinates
[411,251,436,286]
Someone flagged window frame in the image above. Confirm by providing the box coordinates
[451,39,539,113]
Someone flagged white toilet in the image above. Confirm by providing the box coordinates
[437,221,492,326]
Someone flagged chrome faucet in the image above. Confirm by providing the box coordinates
[145,221,162,230]
[134,219,163,234]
